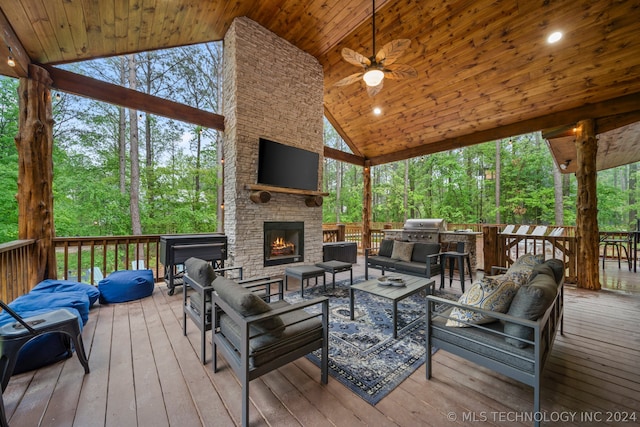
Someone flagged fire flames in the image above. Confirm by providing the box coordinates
[271,237,294,256]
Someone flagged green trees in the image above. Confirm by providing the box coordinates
[0,42,638,243]
[322,129,639,229]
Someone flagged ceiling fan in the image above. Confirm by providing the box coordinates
[334,0,417,97]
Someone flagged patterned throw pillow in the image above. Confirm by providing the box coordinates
[390,241,414,262]
[446,275,521,327]
[504,253,545,286]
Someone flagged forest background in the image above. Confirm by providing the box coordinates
[1,43,638,244]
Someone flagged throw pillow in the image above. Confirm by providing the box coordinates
[446,275,520,327]
[504,253,545,286]
[391,241,414,262]
[378,239,395,257]
[185,257,216,287]
[504,272,559,347]
[212,276,285,337]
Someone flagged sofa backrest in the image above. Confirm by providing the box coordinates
[411,242,441,264]
[378,239,395,257]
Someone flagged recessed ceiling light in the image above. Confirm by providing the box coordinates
[547,31,563,44]
[373,107,382,115]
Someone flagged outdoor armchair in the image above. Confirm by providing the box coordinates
[182,257,284,364]
[211,275,328,427]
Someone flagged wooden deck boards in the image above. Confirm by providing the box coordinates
[4,261,640,426]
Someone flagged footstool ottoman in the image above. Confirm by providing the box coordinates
[315,260,353,289]
[284,265,326,297]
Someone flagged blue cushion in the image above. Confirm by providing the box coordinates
[0,306,83,375]
[0,291,90,325]
[98,270,154,303]
[31,279,100,306]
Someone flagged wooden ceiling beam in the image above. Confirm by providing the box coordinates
[324,146,365,166]
[368,92,640,166]
[42,65,225,131]
[324,106,363,157]
[0,9,29,78]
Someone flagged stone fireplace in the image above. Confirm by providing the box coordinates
[221,17,324,278]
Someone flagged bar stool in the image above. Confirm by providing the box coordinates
[439,241,473,293]
[600,234,632,270]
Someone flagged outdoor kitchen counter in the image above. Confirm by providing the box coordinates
[383,229,482,273]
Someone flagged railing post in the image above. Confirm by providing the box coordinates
[483,226,500,272]
[337,224,346,241]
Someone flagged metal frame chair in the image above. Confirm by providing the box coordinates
[0,301,89,427]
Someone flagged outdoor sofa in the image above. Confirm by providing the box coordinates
[426,255,565,427]
[365,239,442,280]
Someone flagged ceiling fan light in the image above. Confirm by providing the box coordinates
[363,69,384,86]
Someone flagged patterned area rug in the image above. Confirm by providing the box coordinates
[285,276,458,405]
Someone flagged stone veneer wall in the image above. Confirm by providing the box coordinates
[222,17,324,278]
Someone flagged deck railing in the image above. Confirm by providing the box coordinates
[53,235,164,285]
[1,225,633,301]
[0,239,36,301]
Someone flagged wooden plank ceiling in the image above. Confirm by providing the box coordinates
[1,0,639,167]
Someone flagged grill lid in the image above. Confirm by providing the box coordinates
[403,219,447,232]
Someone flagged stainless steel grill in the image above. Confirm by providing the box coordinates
[401,218,447,242]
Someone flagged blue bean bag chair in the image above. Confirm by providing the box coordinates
[31,279,100,307]
[1,290,91,325]
[0,306,84,375]
[98,269,154,304]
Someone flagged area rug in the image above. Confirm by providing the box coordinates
[284,276,458,405]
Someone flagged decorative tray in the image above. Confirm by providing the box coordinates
[377,276,406,287]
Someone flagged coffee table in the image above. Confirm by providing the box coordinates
[350,275,435,338]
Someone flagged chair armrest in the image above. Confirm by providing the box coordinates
[426,295,539,328]
[213,294,328,329]
[183,273,213,295]
[241,278,284,302]
[490,266,508,275]
[215,266,243,280]
[365,247,377,257]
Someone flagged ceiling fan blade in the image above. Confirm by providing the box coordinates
[366,80,384,97]
[341,48,371,67]
[334,72,364,86]
[376,39,412,66]
[384,63,418,80]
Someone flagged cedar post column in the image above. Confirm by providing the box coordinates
[16,64,56,284]
[483,226,500,273]
[575,119,600,290]
[362,162,372,252]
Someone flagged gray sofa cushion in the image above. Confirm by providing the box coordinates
[219,300,323,368]
[213,276,285,337]
[367,255,399,269]
[411,242,441,265]
[378,239,395,257]
[185,257,216,287]
[504,272,559,348]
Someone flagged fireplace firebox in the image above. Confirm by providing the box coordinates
[264,221,304,266]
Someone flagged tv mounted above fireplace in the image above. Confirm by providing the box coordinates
[257,138,319,191]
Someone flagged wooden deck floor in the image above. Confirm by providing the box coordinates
[4,260,640,426]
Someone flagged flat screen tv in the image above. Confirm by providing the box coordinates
[257,138,319,191]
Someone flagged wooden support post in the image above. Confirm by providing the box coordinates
[483,226,500,273]
[362,162,372,251]
[16,65,56,284]
[575,119,601,290]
